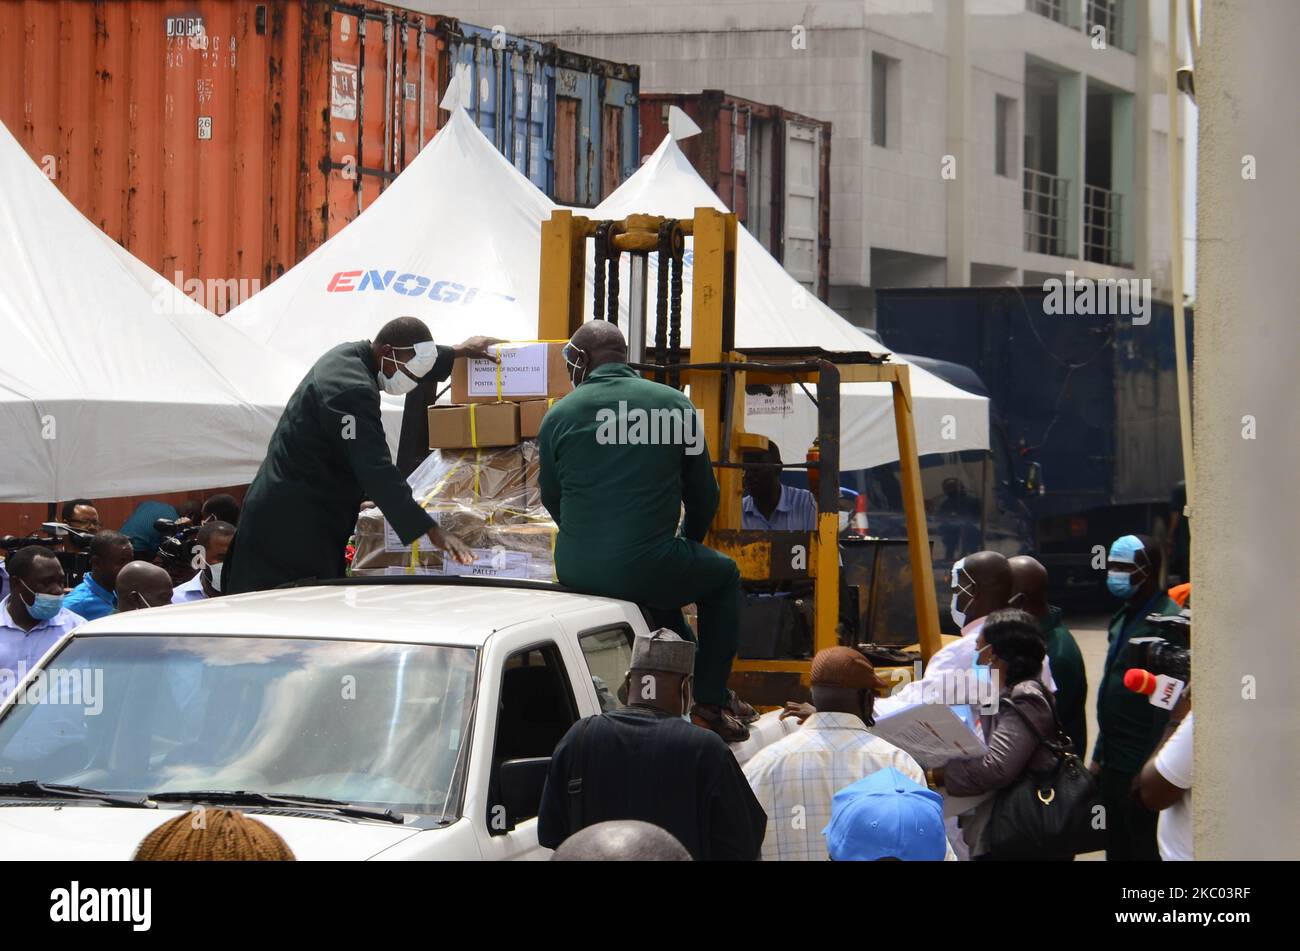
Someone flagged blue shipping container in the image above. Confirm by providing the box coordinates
[553,48,640,207]
[451,23,555,195]
[450,26,640,206]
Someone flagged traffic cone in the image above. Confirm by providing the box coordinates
[850,492,869,537]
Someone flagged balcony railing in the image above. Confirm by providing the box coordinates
[1084,184,1124,265]
[1024,168,1070,257]
[1028,0,1070,27]
[1086,0,1123,49]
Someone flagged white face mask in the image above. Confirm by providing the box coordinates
[377,340,437,394]
[207,561,224,592]
[950,558,974,628]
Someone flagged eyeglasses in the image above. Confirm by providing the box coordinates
[561,341,585,370]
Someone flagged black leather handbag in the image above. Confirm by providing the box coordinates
[987,696,1105,860]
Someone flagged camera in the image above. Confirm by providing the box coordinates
[1126,637,1190,682]
[153,518,200,582]
[1126,609,1191,682]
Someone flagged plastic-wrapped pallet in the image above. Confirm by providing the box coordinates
[350,441,556,581]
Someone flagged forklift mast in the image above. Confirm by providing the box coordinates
[537,208,941,704]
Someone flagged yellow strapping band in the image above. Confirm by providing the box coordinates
[469,402,479,449]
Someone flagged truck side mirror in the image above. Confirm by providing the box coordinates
[495,756,551,832]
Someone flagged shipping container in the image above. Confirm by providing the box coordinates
[552,48,640,207]
[640,90,831,301]
[0,1,640,315]
[449,22,553,195]
[0,1,456,311]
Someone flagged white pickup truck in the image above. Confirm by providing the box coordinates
[0,578,793,860]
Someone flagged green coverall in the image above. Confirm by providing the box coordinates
[1040,604,1088,756]
[226,340,453,593]
[1093,590,1183,861]
[538,362,741,706]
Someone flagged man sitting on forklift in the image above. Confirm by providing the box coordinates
[539,321,753,742]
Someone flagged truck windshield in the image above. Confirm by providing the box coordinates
[0,635,477,819]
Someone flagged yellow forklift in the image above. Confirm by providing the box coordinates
[537,207,943,702]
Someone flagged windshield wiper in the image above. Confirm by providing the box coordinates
[148,789,406,824]
[0,781,153,808]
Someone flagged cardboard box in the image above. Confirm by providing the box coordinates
[429,442,538,505]
[519,396,563,439]
[451,341,572,404]
[428,402,519,449]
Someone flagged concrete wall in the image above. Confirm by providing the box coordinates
[1194,0,1300,860]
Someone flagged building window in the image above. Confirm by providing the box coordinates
[1086,0,1128,51]
[996,95,1018,177]
[871,53,900,149]
[1028,0,1071,27]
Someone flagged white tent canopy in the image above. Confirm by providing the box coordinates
[223,106,554,449]
[224,106,549,370]
[591,129,990,470]
[226,103,985,471]
[0,119,305,502]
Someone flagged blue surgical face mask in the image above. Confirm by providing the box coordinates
[21,580,64,621]
[1107,568,1138,599]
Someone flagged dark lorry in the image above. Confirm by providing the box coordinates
[870,285,1191,611]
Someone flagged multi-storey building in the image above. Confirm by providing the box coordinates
[433,0,1191,326]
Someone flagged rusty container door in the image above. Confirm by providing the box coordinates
[310,3,453,252]
[554,94,579,205]
[0,0,309,309]
[639,91,832,302]
[553,48,638,207]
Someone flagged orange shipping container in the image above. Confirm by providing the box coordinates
[0,0,456,314]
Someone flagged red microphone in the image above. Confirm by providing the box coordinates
[1124,668,1157,695]
[1124,668,1185,709]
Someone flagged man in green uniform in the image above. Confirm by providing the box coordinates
[1090,533,1183,861]
[225,317,491,594]
[1009,555,1088,755]
[538,321,749,741]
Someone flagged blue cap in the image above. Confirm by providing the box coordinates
[1109,534,1144,564]
[822,768,947,861]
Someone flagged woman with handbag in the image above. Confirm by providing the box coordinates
[932,608,1094,860]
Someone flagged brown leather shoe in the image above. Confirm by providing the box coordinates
[691,702,751,743]
[726,688,760,725]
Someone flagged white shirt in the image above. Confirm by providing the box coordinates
[742,711,955,861]
[171,572,208,603]
[1154,712,1193,861]
[0,596,85,686]
[875,617,1057,728]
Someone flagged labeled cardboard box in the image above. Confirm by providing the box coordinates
[518,396,563,439]
[451,341,572,404]
[428,401,519,449]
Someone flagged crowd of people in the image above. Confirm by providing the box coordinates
[0,493,241,677]
[532,534,1192,862]
[0,314,1195,861]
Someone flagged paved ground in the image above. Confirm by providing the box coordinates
[1070,613,1113,861]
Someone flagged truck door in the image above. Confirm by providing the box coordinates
[470,625,579,860]
[553,602,652,715]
